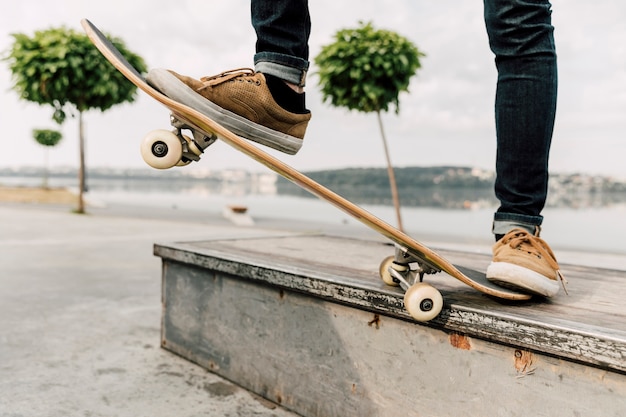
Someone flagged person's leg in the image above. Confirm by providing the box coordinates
[146,0,312,155]
[483,0,564,297]
[252,0,311,88]
[484,0,558,237]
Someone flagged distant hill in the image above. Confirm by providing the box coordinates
[276,166,496,208]
[277,166,626,209]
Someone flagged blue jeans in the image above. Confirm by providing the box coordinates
[252,0,558,237]
[252,0,310,87]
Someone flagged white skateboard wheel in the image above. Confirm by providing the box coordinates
[379,256,404,287]
[404,283,443,322]
[182,134,203,157]
[140,129,183,169]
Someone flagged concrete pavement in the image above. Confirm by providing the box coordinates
[0,203,300,417]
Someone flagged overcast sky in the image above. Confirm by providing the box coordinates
[1,0,625,177]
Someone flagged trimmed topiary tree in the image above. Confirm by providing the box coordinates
[315,21,424,230]
[33,128,63,188]
[5,26,147,212]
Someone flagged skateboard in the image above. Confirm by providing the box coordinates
[82,19,531,322]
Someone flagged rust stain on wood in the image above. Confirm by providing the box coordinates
[368,314,381,329]
[449,332,471,350]
[514,349,536,377]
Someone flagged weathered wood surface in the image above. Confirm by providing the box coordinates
[158,237,626,417]
[155,234,626,373]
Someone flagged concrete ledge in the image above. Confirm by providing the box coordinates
[155,234,626,416]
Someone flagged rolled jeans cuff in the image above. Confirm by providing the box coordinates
[492,212,543,236]
[254,52,309,87]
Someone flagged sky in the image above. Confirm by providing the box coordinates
[1,0,625,178]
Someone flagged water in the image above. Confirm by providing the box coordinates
[91,184,625,256]
[4,175,625,256]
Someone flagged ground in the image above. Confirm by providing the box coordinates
[0,186,78,205]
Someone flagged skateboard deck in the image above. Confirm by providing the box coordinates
[82,19,531,321]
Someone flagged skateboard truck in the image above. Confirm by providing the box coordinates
[379,245,444,321]
[380,245,441,289]
[170,114,217,156]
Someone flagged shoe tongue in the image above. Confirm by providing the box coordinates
[506,230,536,249]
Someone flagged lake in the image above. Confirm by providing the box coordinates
[3,174,625,257]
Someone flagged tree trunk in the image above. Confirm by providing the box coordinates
[43,147,49,190]
[77,110,86,214]
[376,110,403,231]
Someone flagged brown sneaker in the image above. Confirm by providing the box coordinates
[146,68,311,155]
[486,228,566,297]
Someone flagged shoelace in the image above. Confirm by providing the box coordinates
[198,68,257,90]
[502,228,569,294]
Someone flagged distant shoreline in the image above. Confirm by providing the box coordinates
[3,166,626,209]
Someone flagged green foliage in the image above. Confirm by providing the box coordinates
[4,26,147,123]
[315,21,424,114]
[33,128,62,147]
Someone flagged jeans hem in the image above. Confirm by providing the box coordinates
[493,212,543,236]
[254,52,309,86]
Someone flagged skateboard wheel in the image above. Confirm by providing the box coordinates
[404,283,443,322]
[140,129,183,169]
[379,256,404,287]
[182,134,203,157]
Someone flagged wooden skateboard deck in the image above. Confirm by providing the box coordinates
[82,19,531,321]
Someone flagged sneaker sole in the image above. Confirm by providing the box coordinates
[146,69,303,155]
[486,262,560,298]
